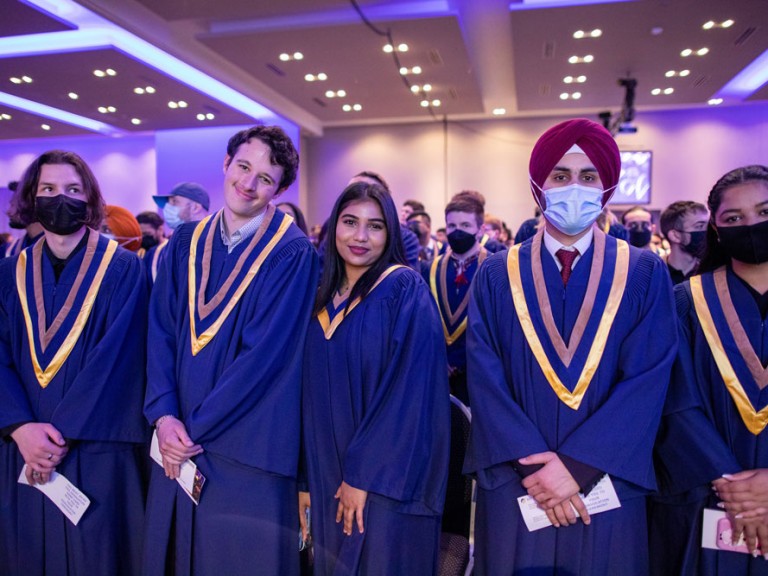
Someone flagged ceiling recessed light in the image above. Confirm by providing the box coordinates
[577,75,587,83]
[178,100,187,108]
[317,73,327,81]
[651,88,661,95]
[106,68,116,76]
[564,76,574,83]
[420,100,429,107]
[591,29,602,37]
[68,92,78,99]
[411,85,420,93]
[721,19,734,28]
[196,113,205,120]
[383,44,394,53]
[399,67,408,75]
[10,77,22,84]
[412,66,422,74]
[423,84,432,92]
[279,53,290,61]
[665,70,675,78]
[708,98,723,105]
[131,118,141,125]
[342,104,352,112]
[98,106,107,113]
[93,69,106,77]
[0,113,12,120]
[679,70,690,77]
[145,86,156,94]
[568,55,593,64]
[325,90,335,98]
[134,87,145,94]
[573,30,585,39]
[492,108,506,115]
[21,76,32,83]
[560,92,569,100]
[702,21,715,30]
[681,48,693,57]
[696,47,709,56]
[352,104,362,111]
[397,43,408,52]
[41,124,51,131]
[206,113,215,120]
[663,87,674,95]
[168,101,178,109]
[305,74,315,82]
[572,92,581,99]
[337,89,347,98]
[107,106,116,112]
[293,52,303,60]
[431,99,441,106]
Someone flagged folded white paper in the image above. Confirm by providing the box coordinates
[18,466,90,526]
[518,474,621,532]
[150,431,206,505]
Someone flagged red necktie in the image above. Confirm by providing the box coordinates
[556,248,579,285]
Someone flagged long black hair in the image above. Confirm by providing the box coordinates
[276,201,308,234]
[698,165,768,274]
[314,182,407,315]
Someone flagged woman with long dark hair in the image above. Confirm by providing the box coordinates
[301,181,449,575]
[0,150,148,574]
[652,165,768,574]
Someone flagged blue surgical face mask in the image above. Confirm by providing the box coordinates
[531,181,607,236]
[163,203,182,230]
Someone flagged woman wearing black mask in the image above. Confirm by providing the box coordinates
[650,165,768,575]
[0,150,148,575]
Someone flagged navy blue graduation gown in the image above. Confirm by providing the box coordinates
[465,231,677,575]
[651,267,768,575]
[143,210,318,575]
[303,266,450,576]
[0,231,149,576]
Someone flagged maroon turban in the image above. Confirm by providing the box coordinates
[529,118,621,207]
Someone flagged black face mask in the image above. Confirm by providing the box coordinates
[35,195,87,236]
[141,234,159,250]
[717,220,768,265]
[8,219,26,230]
[628,229,652,248]
[680,230,707,258]
[447,229,476,254]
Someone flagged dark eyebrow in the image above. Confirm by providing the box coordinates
[551,165,598,173]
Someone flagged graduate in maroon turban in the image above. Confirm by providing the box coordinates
[464,118,677,575]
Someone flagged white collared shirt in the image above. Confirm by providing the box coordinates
[543,227,594,272]
[220,211,266,253]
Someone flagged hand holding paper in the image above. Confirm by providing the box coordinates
[155,416,203,479]
[11,423,68,485]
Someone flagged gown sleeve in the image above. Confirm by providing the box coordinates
[654,282,741,495]
[341,270,450,516]
[557,252,678,490]
[463,254,551,490]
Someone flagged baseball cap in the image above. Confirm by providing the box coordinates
[153,182,210,211]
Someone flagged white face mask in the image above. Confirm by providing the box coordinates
[532,181,607,236]
[163,203,182,230]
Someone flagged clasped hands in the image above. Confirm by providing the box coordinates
[11,422,68,485]
[156,416,203,479]
[713,469,768,558]
[520,451,591,528]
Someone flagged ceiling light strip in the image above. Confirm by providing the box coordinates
[0,91,125,136]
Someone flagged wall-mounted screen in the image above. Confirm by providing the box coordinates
[610,150,652,205]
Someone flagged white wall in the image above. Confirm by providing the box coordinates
[0,133,156,232]
[304,103,768,232]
